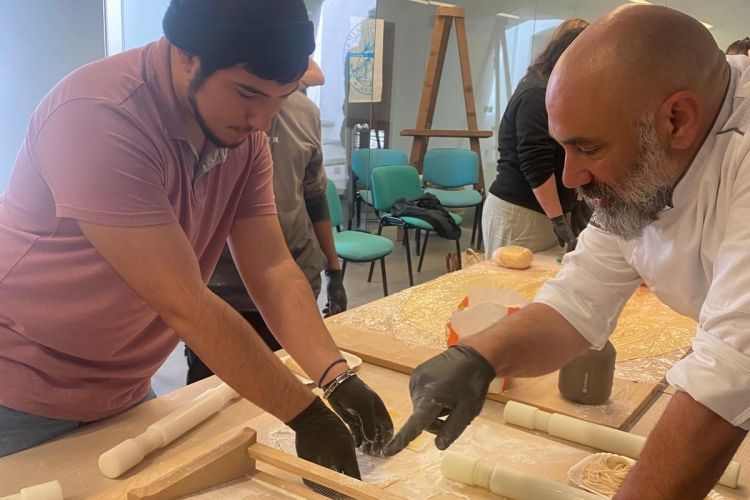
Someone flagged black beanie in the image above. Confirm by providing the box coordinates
[162,0,315,83]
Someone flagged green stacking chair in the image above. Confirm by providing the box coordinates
[326,179,394,296]
[370,165,462,287]
[350,148,408,229]
[422,148,484,247]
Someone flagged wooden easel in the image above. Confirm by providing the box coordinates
[401,6,493,190]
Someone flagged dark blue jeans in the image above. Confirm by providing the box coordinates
[0,388,156,458]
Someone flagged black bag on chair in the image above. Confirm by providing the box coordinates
[391,193,462,239]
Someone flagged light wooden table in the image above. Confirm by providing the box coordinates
[325,251,696,431]
[1,251,746,498]
[1,364,749,499]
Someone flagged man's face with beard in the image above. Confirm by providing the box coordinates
[186,63,299,149]
[576,115,679,240]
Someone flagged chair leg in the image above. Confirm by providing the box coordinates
[368,260,376,282]
[417,231,430,272]
[380,258,389,296]
[349,176,357,230]
[415,229,421,256]
[355,197,362,230]
[455,239,462,270]
[404,227,414,286]
[341,260,347,278]
[366,222,383,282]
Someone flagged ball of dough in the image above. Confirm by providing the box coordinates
[492,246,533,270]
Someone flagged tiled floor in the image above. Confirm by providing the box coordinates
[151,222,481,395]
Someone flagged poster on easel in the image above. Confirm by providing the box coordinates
[344,18,384,104]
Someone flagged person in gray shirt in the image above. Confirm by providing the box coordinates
[186,61,346,382]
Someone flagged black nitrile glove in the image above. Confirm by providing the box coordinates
[287,397,361,487]
[571,199,593,236]
[323,269,347,317]
[382,345,495,456]
[551,215,578,253]
[326,373,394,456]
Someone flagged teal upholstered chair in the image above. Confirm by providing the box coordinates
[370,165,462,286]
[350,148,409,229]
[326,179,394,296]
[422,148,484,246]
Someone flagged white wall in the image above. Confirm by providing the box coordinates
[3,0,749,193]
[121,0,170,50]
[316,0,376,145]
[375,0,538,185]
[0,0,106,192]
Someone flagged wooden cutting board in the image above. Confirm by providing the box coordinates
[97,425,400,500]
[244,363,595,499]
[323,255,698,430]
[327,322,659,430]
[248,411,594,500]
[328,260,696,365]
[89,363,649,499]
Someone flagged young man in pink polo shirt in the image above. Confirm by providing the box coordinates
[0,0,392,479]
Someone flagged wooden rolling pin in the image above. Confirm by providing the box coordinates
[0,481,63,500]
[442,451,601,499]
[503,401,740,489]
[99,382,240,478]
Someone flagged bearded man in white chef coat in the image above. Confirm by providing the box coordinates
[383,5,750,498]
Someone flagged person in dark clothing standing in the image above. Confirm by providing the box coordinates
[483,18,589,256]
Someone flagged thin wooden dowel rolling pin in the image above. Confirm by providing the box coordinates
[247,442,405,500]
[99,382,240,478]
[503,401,740,488]
[0,481,64,500]
[441,451,602,499]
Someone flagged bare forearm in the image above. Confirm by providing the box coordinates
[531,175,563,218]
[461,303,590,378]
[313,219,340,270]
[247,257,346,386]
[615,391,746,499]
[229,215,345,388]
[164,287,314,422]
[75,220,314,423]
